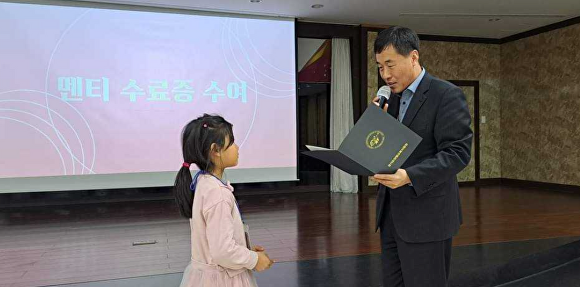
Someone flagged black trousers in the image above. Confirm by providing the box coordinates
[380,208,452,287]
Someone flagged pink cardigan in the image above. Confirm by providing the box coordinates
[187,174,258,277]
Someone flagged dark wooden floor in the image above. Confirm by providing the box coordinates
[1,185,580,286]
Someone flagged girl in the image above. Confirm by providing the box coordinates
[174,114,273,287]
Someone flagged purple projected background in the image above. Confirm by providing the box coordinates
[0,3,296,179]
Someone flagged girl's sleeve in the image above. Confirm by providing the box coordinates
[203,199,258,270]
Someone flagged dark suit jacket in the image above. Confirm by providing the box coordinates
[375,71,473,243]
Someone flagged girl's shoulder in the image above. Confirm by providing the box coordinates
[195,175,235,211]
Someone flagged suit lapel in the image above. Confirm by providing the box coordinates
[402,72,432,127]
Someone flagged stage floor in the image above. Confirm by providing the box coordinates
[52,236,580,287]
[1,185,580,286]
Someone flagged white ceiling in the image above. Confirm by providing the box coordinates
[72,0,580,38]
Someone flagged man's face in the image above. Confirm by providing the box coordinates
[375,45,419,94]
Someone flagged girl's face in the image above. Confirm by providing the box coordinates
[213,136,239,170]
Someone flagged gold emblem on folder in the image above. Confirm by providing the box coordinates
[366,131,385,149]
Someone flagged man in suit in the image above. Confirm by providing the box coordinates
[372,26,473,287]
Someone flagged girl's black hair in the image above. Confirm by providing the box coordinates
[174,114,234,218]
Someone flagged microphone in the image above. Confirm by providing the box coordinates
[377,85,391,109]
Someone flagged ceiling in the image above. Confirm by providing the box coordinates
[70,0,580,38]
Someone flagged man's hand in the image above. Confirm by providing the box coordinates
[373,169,411,189]
[372,96,388,111]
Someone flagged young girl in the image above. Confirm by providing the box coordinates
[174,114,273,287]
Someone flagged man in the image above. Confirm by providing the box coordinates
[372,26,473,287]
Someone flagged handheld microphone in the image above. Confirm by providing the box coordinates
[377,85,391,109]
